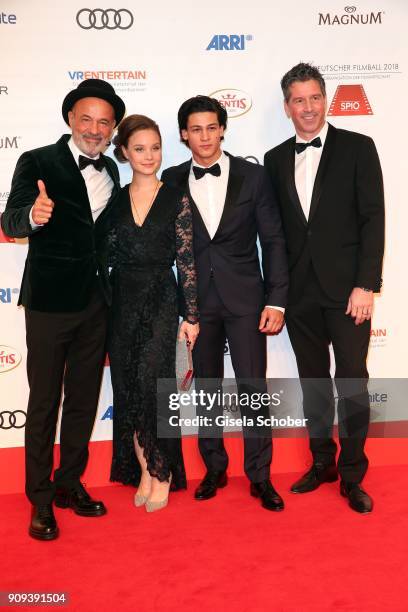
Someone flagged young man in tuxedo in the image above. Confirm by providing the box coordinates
[1,79,125,539]
[264,63,384,513]
[162,96,288,510]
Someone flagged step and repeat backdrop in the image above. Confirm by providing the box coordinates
[1,0,407,450]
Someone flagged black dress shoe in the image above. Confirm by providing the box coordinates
[290,463,338,493]
[29,504,59,541]
[340,482,373,514]
[54,483,107,517]
[194,471,228,500]
[250,480,284,511]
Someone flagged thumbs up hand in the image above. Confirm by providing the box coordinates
[32,180,54,225]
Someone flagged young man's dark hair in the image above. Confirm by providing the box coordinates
[177,95,228,145]
[280,62,326,102]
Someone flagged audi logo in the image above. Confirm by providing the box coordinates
[76,8,134,30]
[344,6,356,12]
[0,410,26,429]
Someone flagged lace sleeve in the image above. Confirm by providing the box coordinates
[175,193,199,323]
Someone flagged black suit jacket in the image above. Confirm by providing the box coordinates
[162,153,288,316]
[264,124,384,303]
[1,134,120,311]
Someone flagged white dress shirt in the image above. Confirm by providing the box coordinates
[30,137,114,227]
[189,151,229,239]
[294,122,328,220]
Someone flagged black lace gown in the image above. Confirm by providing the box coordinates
[108,183,198,490]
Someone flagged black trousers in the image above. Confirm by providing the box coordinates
[286,267,370,483]
[24,288,108,505]
[192,279,271,483]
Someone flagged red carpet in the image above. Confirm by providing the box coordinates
[1,465,407,612]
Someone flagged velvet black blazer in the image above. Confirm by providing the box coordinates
[162,153,288,315]
[264,124,385,303]
[1,134,120,311]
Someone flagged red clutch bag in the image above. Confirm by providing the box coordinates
[177,340,194,392]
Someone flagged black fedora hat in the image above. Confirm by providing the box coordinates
[62,78,126,125]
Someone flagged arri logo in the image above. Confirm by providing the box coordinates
[328,84,373,116]
[0,288,19,303]
[0,346,22,373]
[206,34,253,51]
[318,6,384,26]
[209,89,252,118]
[0,12,16,24]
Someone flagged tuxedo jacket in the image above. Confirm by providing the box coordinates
[1,134,120,312]
[264,124,384,303]
[162,153,288,316]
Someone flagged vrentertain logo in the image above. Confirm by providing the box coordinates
[318,6,384,26]
[206,34,253,50]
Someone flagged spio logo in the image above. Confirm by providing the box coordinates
[76,8,134,30]
[0,288,19,303]
[0,136,19,149]
[206,34,253,51]
[0,13,16,24]
[319,6,383,25]
[0,345,22,373]
[328,84,373,116]
[210,89,252,118]
[0,410,26,429]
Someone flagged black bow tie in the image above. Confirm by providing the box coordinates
[78,155,105,172]
[295,137,322,154]
[193,163,221,180]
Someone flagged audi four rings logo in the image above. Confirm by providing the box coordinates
[0,410,26,429]
[76,8,134,30]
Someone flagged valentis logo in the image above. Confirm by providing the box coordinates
[328,85,373,116]
[209,89,252,118]
[318,6,384,26]
[0,346,22,373]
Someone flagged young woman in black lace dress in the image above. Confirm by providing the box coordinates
[108,115,199,511]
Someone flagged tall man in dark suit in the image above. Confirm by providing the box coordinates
[162,96,288,510]
[1,79,125,539]
[264,63,384,513]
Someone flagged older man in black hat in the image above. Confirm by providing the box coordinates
[1,79,125,540]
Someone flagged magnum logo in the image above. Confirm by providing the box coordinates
[319,7,384,26]
[328,85,373,116]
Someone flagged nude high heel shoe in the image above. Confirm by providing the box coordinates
[134,492,149,507]
[145,475,172,513]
